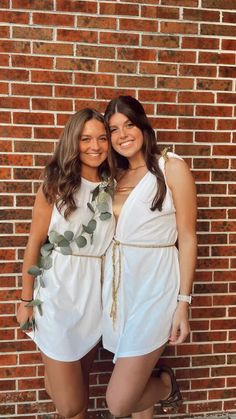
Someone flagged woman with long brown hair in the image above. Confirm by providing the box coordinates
[102,96,197,418]
[17,108,115,419]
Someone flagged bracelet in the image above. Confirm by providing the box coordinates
[21,297,33,303]
[177,294,192,304]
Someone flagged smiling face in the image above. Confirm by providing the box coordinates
[109,112,144,163]
[79,118,109,179]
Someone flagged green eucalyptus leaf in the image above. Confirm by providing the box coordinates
[37,304,43,316]
[40,246,53,257]
[26,299,42,307]
[64,230,74,241]
[82,219,97,234]
[100,212,112,221]
[91,185,99,201]
[87,202,95,213]
[20,320,32,331]
[27,265,42,277]
[39,276,45,288]
[48,230,61,244]
[42,243,54,251]
[57,238,70,247]
[75,235,87,248]
[97,201,109,213]
[40,255,53,270]
[97,190,109,204]
[60,245,72,255]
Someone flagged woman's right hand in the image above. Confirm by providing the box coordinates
[17,301,34,331]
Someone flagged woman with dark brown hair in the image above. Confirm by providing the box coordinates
[17,108,115,419]
[102,96,197,418]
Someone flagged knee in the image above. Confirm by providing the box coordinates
[106,390,131,418]
[56,400,84,418]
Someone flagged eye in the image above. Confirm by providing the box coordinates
[99,136,108,142]
[126,122,134,128]
[80,137,90,142]
[109,127,117,134]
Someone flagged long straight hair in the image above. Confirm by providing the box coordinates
[42,108,111,219]
[104,96,166,211]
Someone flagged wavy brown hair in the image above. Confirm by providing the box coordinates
[104,95,166,211]
[42,108,111,219]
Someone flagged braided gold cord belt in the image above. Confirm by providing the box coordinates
[54,248,105,284]
[110,239,175,328]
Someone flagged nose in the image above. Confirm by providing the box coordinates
[90,138,100,150]
[119,126,127,139]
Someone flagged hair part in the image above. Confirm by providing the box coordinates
[42,108,111,219]
[104,95,167,211]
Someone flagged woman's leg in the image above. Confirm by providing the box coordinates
[42,343,99,419]
[106,345,171,418]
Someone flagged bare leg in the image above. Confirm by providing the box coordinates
[42,343,99,419]
[132,406,154,419]
[106,345,171,418]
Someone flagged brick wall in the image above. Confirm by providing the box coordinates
[0,0,235,417]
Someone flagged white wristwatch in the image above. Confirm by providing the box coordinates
[177,294,192,304]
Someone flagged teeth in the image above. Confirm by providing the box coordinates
[120,141,133,148]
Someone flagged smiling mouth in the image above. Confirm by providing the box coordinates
[86,153,101,157]
[119,140,133,148]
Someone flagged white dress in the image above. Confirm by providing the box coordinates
[102,153,181,363]
[28,178,115,362]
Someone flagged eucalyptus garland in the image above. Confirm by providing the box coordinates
[20,178,115,331]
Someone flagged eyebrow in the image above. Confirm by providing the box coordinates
[109,118,130,127]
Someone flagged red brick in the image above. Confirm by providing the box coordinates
[57,29,98,43]
[0,40,30,54]
[222,39,236,51]
[56,0,97,13]
[143,63,178,77]
[118,47,156,61]
[162,0,198,4]
[100,2,139,15]
[75,73,114,87]
[100,32,139,46]
[0,10,29,23]
[0,68,29,81]
[13,26,53,40]
[13,112,54,125]
[182,36,219,49]
[56,57,95,72]
[159,50,197,63]
[77,44,115,59]
[184,8,220,21]
[33,42,73,56]
[180,64,216,77]
[219,66,236,78]
[202,0,236,9]
[99,60,137,74]
[197,78,232,91]
[13,0,53,9]
[78,16,116,30]
[32,98,73,112]
[161,21,198,34]
[12,55,53,69]
[142,34,179,48]
[33,12,74,26]
[12,83,52,97]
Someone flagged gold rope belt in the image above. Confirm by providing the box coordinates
[54,249,105,284]
[110,239,175,328]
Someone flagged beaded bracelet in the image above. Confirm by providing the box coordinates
[21,297,33,303]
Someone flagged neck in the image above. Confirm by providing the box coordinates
[81,166,100,182]
[127,155,146,171]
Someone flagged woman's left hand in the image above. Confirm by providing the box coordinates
[169,303,190,345]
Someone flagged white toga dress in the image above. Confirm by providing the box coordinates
[102,153,181,363]
[28,178,115,362]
